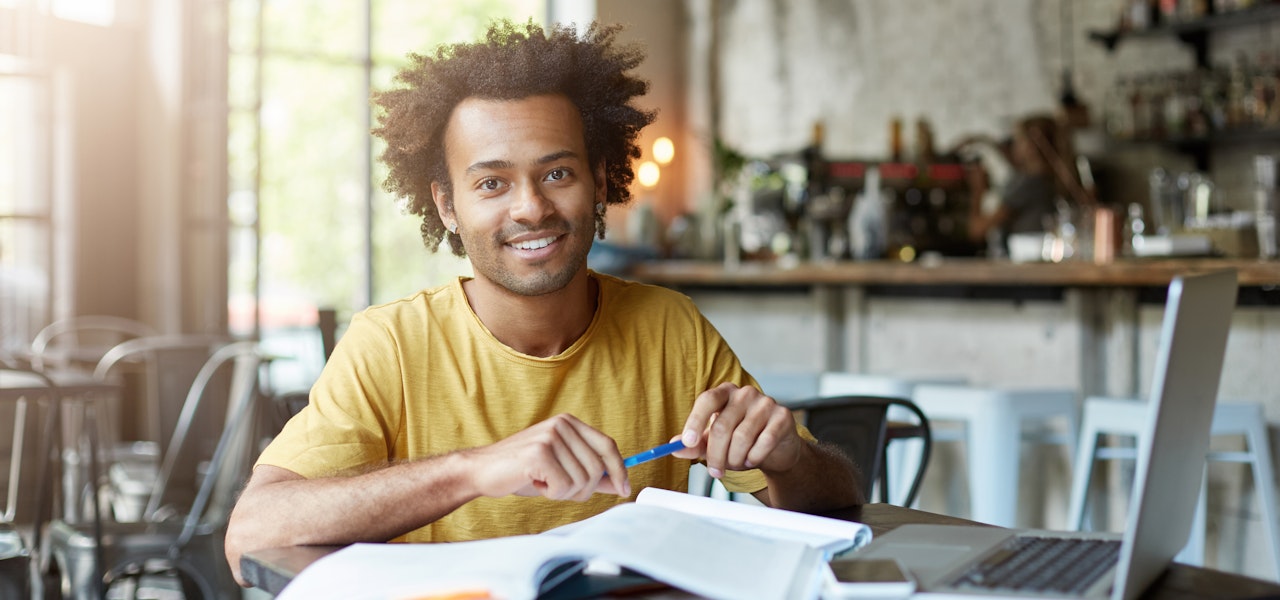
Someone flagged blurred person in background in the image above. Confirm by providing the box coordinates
[960,114,1077,254]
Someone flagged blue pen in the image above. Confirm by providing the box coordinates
[623,440,686,468]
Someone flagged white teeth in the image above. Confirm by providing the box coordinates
[511,236,556,250]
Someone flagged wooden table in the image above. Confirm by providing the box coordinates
[240,503,1280,599]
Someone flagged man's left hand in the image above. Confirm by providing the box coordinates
[672,382,804,479]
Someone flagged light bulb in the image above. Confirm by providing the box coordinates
[653,137,675,165]
[637,161,661,188]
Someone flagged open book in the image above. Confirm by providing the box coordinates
[630,487,870,555]
[276,490,871,600]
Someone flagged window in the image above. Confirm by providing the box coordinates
[228,0,546,390]
[0,9,51,355]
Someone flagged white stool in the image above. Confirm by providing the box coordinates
[911,384,1079,528]
[817,373,966,506]
[753,371,821,403]
[1068,397,1280,575]
[818,373,965,400]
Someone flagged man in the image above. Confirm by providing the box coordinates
[224,20,860,586]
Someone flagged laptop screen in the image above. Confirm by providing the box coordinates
[1113,269,1238,600]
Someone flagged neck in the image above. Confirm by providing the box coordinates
[463,270,598,358]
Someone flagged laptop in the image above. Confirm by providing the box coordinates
[852,269,1239,600]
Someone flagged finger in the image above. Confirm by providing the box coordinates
[724,394,774,468]
[591,441,631,499]
[744,405,797,469]
[582,433,629,498]
[705,396,749,479]
[682,383,734,448]
[550,411,619,501]
[559,415,629,498]
[670,433,702,460]
[533,433,579,500]
[559,438,598,501]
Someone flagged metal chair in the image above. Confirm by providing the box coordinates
[29,316,157,372]
[0,361,64,600]
[89,335,228,523]
[49,341,264,600]
[816,372,964,507]
[785,395,933,507]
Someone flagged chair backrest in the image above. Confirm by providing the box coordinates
[92,335,229,459]
[30,316,157,372]
[143,341,263,545]
[785,395,932,506]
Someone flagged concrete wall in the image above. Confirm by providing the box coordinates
[695,0,1277,213]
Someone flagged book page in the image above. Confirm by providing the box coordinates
[635,487,872,555]
[275,536,578,600]
[561,503,825,600]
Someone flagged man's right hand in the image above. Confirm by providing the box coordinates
[462,413,630,502]
[225,413,629,586]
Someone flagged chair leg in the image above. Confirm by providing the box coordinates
[966,405,1021,527]
[1176,467,1208,566]
[1067,425,1100,531]
[877,456,890,504]
[888,439,923,507]
[1245,418,1280,579]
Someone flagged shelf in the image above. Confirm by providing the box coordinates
[1088,4,1280,67]
[1111,128,1280,169]
[1090,6,1280,168]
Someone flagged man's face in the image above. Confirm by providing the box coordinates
[434,94,605,297]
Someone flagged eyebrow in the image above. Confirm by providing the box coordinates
[463,150,581,176]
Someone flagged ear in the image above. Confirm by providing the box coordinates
[593,162,608,205]
[431,181,454,229]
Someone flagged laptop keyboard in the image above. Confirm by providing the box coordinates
[946,535,1122,595]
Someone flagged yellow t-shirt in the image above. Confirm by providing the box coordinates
[257,271,791,542]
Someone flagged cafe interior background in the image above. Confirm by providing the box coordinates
[3,0,1280,584]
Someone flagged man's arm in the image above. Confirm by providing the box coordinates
[224,413,630,587]
[673,383,862,513]
[752,439,864,512]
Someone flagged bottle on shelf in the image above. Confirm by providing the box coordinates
[1257,154,1278,258]
[889,116,904,163]
[915,117,936,165]
[1105,76,1134,140]
[804,121,827,197]
[1103,50,1279,144]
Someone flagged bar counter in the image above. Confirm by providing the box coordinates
[629,258,1280,288]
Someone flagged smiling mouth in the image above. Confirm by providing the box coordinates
[509,235,559,251]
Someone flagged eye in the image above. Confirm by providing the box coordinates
[545,168,569,182]
[478,177,502,191]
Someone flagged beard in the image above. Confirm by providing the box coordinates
[463,214,594,297]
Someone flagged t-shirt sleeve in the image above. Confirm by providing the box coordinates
[693,311,817,495]
[255,311,405,479]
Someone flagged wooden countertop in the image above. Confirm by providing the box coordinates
[628,258,1280,288]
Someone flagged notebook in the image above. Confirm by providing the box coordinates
[851,269,1239,600]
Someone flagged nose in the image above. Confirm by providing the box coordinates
[509,181,555,224]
